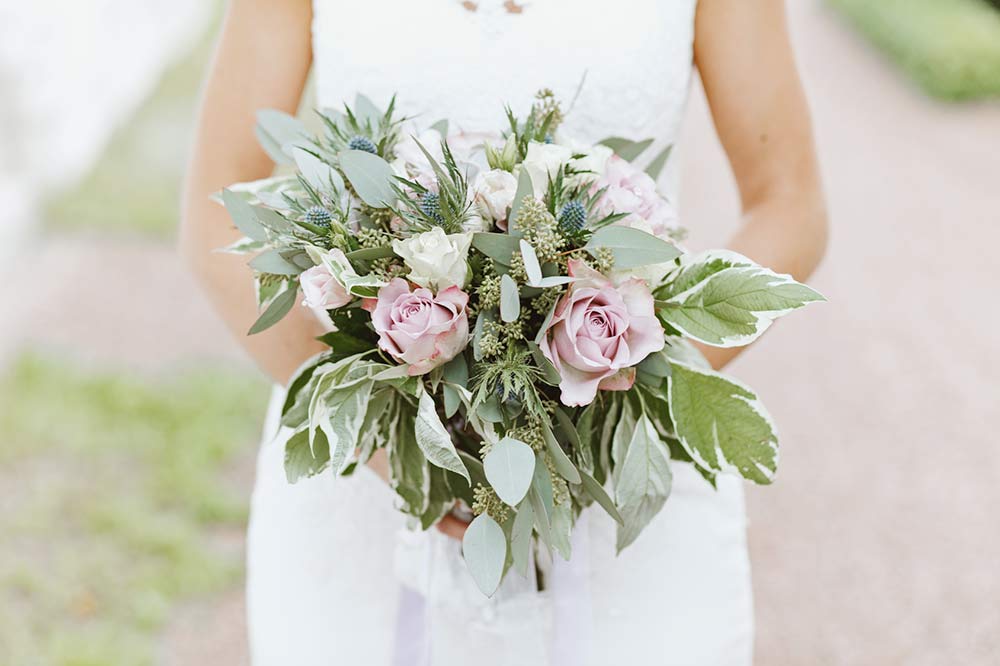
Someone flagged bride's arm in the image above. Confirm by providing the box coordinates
[693,0,829,370]
[180,0,327,386]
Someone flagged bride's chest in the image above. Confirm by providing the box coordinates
[312,0,698,140]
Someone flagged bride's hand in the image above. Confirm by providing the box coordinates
[366,449,470,541]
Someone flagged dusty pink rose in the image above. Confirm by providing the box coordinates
[539,260,665,406]
[596,156,676,237]
[364,278,470,375]
[299,257,352,310]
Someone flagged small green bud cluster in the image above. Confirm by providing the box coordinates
[509,422,545,452]
[356,227,392,249]
[478,319,505,358]
[594,246,615,274]
[530,286,562,316]
[371,258,407,281]
[544,455,570,506]
[533,88,564,134]
[517,198,565,263]
[472,484,509,523]
[477,274,502,310]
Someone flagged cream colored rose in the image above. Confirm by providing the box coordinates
[520,141,573,193]
[392,227,472,290]
[472,168,518,224]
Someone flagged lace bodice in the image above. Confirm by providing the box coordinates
[311,0,698,193]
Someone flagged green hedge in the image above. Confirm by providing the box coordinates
[828,0,1000,100]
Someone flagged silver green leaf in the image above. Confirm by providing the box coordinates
[339,149,397,207]
[483,437,536,507]
[293,147,344,194]
[499,274,520,323]
[510,500,535,576]
[472,232,522,266]
[462,514,507,597]
[615,414,672,552]
[284,427,330,483]
[255,110,307,165]
[389,408,430,516]
[249,249,302,276]
[248,284,297,335]
[657,250,825,347]
[598,136,654,162]
[584,225,682,269]
[221,189,267,242]
[414,386,471,483]
[507,168,534,231]
[667,361,778,485]
[578,470,624,525]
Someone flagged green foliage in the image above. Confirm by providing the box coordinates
[829,0,1000,100]
[0,353,267,665]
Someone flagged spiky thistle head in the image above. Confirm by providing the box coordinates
[557,200,587,232]
[348,135,378,154]
[304,205,333,227]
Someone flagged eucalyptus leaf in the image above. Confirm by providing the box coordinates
[499,274,520,323]
[644,144,673,180]
[584,225,682,269]
[222,189,267,242]
[598,136,654,162]
[339,149,397,207]
[510,500,535,576]
[255,109,307,165]
[472,232,521,266]
[248,285,297,335]
[539,421,581,484]
[249,249,302,276]
[294,147,344,194]
[578,470,624,525]
[483,437,536,506]
[462,514,507,597]
[353,93,382,127]
[507,168,534,231]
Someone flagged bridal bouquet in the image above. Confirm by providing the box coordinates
[220,91,823,595]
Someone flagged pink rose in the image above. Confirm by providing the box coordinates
[539,260,665,406]
[596,156,676,238]
[364,278,470,375]
[299,258,352,310]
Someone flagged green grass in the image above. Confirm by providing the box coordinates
[42,15,218,238]
[829,0,1000,100]
[0,354,267,666]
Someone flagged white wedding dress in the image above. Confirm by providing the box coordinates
[246,0,754,664]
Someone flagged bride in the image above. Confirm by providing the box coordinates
[181,0,827,663]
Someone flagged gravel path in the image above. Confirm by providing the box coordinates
[3,1,998,663]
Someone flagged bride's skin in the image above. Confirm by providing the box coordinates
[180,0,827,541]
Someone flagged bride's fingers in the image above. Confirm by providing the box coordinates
[436,514,470,540]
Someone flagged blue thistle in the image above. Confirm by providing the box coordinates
[558,200,587,232]
[420,192,444,223]
[348,135,378,154]
[304,205,332,227]
[543,134,554,144]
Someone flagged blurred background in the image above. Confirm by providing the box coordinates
[1,0,998,664]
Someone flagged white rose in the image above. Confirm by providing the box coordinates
[521,141,573,193]
[567,140,613,185]
[472,168,518,223]
[392,227,472,290]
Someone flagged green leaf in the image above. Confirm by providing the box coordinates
[519,240,573,288]
[284,427,330,483]
[539,421,581,484]
[462,514,507,597]
[483,437,536,506]
[280,353,327,427]
[657,251,825,347]
[255,109,307,165]
[510,500,535,576]
[293,147,344,194]
[578,470,624,525]
[550,498,573,560]
[615,414,672,552]
[527,342,560,386]
[668,362,778,484]
[222,189,268,242]
[429,118,449,136]
[248,285,297,335]
[598,136,654,162]
[316,330,372,362]
[319,379,374,476]
[507,168,534,231]
[644,144,673,180]
[249,249,302,276]
[353,93,382,127]
[584,225,682,269]
[471,232,522,266]
[420,466,454,529]
[389,408,429,516]
[346,246,396,261]
[339,149,397,207]
[414,386,470,483]
[499,274,520,323]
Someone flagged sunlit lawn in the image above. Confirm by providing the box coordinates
[0,354,266,665]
